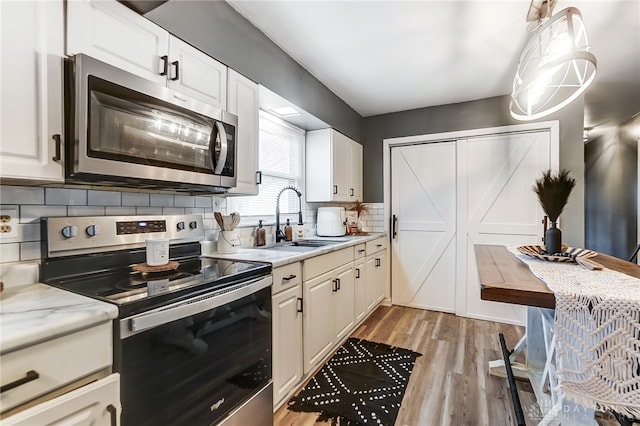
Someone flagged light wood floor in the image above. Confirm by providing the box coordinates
[274,305,622,426]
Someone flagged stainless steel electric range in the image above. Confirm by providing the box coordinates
[40,215,273,426]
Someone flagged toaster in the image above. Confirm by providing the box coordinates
[316,207,347,237]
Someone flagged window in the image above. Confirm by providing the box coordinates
[228,110,305,219]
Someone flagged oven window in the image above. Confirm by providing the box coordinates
[87,76,216,174]
[119,286,272,426]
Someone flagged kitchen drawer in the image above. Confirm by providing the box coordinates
[2,373,120,426]
[365,237,387,256]
[1,322,112,413]
[303,247,354,280]
[354,243,366,260]
[272,262,302,295]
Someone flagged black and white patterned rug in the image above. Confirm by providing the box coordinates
[288,337,421,425]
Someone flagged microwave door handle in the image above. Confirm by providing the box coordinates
[213,121,228,175]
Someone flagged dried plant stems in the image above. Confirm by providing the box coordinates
[533,169,576,222]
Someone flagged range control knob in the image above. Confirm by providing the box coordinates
[61,225,78,239]
[86,224,101,237]
[189,221,198,230]
[176,221,185,231]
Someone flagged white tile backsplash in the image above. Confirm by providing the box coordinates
[45,188,87,205]
[150,194,174,207]
[88,190,121,206]
[20,241,41,261]
[174,195,195,208]
[1,185,225,263]
[68,206,106,216]
[20,205,67,223]
[122,192,150,207]
[0,186,45,205]
[0,243,20,263]
[105,207,137,216]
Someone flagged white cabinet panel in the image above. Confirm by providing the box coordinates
[354,257,367,324]
[306,129,363,202]
[67,0,168,84]
[365,252,386,313]
[272,285,302,407]
[2,374,120,426]
[227,69,260,195]
[167,36,227,109]
[302,271,335,374]
[0,0,64,182]
[333,263,355,342]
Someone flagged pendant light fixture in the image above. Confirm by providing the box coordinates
[510,3,597,121]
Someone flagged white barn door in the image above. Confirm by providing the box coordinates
[390,142,457,312]
[456,131,551,324]
[389,127,556,325]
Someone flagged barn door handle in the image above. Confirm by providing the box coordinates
[541,215,548,243]
[391,214,398,240]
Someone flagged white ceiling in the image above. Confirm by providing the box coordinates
[227,0,640,129]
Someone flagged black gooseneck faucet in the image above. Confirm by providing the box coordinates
[275,186,303,243]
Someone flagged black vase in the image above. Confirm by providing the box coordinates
[545,222,562,254]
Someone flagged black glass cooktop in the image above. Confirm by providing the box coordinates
[40,243,271,317]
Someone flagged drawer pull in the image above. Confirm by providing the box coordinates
[357,249,366,253]
[107,404,118,426]
[0,370,39,393]
[282,274,297,281]
[376,244,383,247]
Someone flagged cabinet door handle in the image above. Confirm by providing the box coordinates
[333,185,338,194]
[170,60,180,81]
[350,188,354,196]
[52,134,62,162]
[159,55,169,76]
[297,297,303,313]
[392,214,398,240]
[336,278,341,290]
[375,258,381,267]
[106,404,118,426]
[0,370,39,393]
[332,279,338,292]
[355,268,360,279]
[256,170,262,184]
[282,274,296,281]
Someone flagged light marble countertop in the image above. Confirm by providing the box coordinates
[203,234,386,268]
[0,264,118,355]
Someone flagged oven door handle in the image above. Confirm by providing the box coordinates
[213,121,228,175]
[122,275,272,338]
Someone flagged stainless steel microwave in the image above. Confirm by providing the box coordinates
[65,54,237,193]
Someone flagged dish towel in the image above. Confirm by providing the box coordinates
[507,245,640,418]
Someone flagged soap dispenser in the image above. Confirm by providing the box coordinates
[256,220,266,246]
[284,218,293,241]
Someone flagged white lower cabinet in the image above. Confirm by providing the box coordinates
[2,374,121,426]
[303,260,355,374]
[365,237,387,312]
[272,284,303,407]
[354,255,367,324]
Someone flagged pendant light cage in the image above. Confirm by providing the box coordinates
[510,7,597,121]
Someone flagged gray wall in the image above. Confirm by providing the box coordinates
[585,118,638,259]
[362,94,586,246]
[145,1,363,142]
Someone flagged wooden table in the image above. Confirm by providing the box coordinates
[474,244,640,426]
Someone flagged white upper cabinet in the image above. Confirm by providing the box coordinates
[306,128,363,202]
[0,0,64,183]
[67,0,169,84]
[66,0,227,109]
[227,69,260,195]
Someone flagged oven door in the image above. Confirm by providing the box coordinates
[67,54,237,190]
[118,276,272,426]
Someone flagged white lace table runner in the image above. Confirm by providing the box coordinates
[507,245,640,418]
